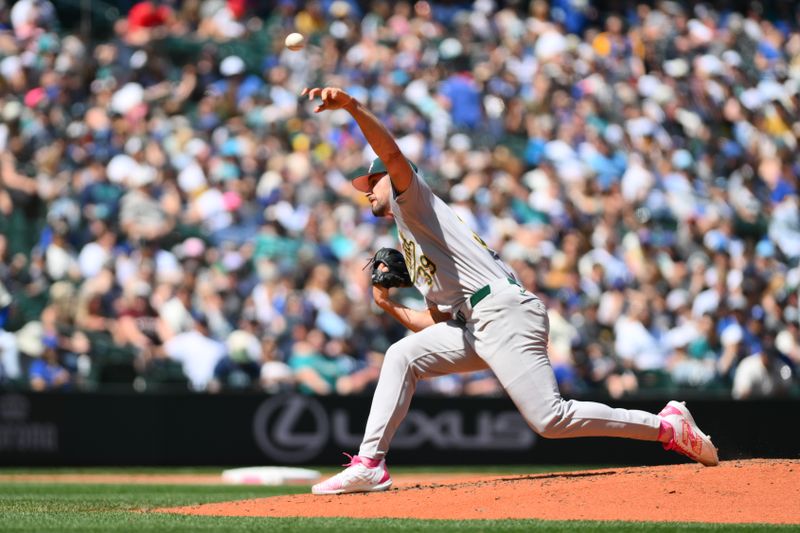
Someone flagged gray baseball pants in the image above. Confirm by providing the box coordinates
[359,278,661,459]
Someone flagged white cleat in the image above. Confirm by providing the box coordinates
[659,400,719,467]
[311,454,392,495]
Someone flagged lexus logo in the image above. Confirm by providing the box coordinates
[252,395,329,463]
[252,394,536,463]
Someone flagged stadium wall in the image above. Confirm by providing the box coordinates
[0,392,797,466]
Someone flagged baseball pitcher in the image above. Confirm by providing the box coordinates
[302,87,718,495]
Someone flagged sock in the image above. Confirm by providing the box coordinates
[360,456,382,468]
[657,418,674,443]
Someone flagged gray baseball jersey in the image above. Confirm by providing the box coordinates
[390,171,515,315]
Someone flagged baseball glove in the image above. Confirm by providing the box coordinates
[365,248,412,288]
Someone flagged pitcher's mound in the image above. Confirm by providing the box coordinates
[158,459,799,524]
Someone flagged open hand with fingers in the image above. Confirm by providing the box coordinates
[301,87,355,113]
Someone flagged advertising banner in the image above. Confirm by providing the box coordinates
[0,392,796,466]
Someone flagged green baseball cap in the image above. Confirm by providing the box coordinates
[352,157,418,192]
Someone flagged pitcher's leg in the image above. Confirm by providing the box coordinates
[504,375,661,440]
[473,289,660,441]
[359,320,485,459]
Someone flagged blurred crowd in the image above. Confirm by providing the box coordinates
[0,0,799,400]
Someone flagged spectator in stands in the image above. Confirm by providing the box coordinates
[732,331,793,399]
[214,329,262,390]
[0,281,20,383]
[289,328,358,395]
[119,169,176,243]
[259,335,294,393]
[614,294,667,375]
[162,315,225,392]
[28,331,70,391]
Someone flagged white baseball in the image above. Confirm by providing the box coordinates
[285,33,305,51]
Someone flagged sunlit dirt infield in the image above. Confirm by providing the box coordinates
[155,459,799,524]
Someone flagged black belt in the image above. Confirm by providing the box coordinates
[469,277,520,308]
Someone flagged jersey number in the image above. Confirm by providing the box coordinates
[400,232,437,287]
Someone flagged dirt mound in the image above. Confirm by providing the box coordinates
[158,459,800,524]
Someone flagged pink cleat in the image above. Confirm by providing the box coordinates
[659,400,719,467]
[311,454,392,495]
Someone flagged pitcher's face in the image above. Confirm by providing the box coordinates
[365,173,393,218]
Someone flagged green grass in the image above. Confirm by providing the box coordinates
[0,464,612,478]
[0,474,794,533]
[0,466,229,475]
